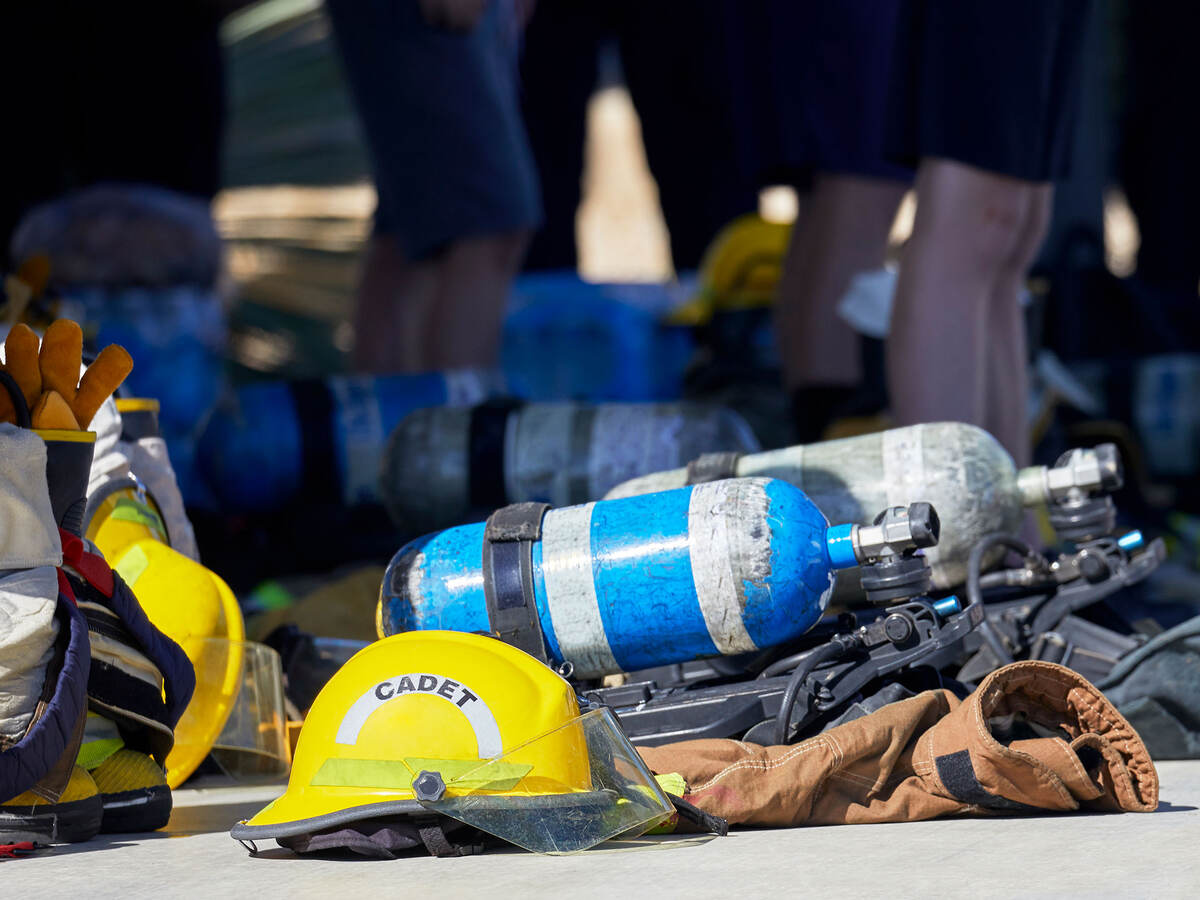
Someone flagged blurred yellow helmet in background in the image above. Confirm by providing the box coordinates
[668,213,793,326]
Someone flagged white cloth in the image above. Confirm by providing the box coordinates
[0,425,62,742]
[87,397,200,562]
[121,435,199,561]
[0,425,62,570]
[89,395,131,493]
[0,568,60,742]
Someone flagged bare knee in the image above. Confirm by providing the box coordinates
[913,160,1034,276]
[963,186,1033,277]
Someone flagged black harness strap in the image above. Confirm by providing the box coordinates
[669,794,729,836]
[685,452,742,485]
[481,502,550,662]
[467,397,524,509]
[289,379,338,503]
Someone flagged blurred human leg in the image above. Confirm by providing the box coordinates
[984,184,1052,467]
[328,0,541,373]
[776,174,908,391]
[518,0,603,271]
[352,236,440,373]
[428,229,531,368]
[887,159,1031,449]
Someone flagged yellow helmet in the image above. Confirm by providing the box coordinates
[668,213,793,326]
[98,528,287,788]
[232,631,673,856]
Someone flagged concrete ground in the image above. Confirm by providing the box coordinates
[11,760,1200,898]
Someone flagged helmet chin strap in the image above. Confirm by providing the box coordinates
[414,816,483,858]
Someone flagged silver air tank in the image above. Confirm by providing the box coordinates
[605,422,1121,597]
[380,401,760,532]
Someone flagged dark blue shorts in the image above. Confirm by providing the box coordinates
[763,0,913,185]
[887,0,1094,182]
[325,0,542,259]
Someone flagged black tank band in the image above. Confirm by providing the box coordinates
[289,379,338,503]
[118,408,160,442]
[685,451,742,485]
[467,398,524,509]
[481,501,550,662]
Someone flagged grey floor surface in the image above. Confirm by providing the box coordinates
[7,761,1199,899]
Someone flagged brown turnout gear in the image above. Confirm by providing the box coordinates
[637,661,1158,828]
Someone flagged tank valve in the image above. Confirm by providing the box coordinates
[834,503,941,606]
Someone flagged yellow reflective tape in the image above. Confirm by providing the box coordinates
[111,497,167,538]
[114,543,151,588]
[77,738,124,771]
[654,772,686,796]
[643,773,687,834]
[310,758,532,792]
[407,758,532,791]
[33,429,96,443]
[115,398,160,413]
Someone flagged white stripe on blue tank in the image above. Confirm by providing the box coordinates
[687,481,759,654]
[536,503,620,677]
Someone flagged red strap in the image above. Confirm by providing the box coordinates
[59,529,114,597]
[0,841,37,858]
[56,569,77,606]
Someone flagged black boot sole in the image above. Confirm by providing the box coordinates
[0,792,104,843]
[99,784,173,833]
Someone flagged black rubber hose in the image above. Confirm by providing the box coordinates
[0,371,31,427]
[760,649,815,680]
[968,533,1038,668]
[772,641,843,745]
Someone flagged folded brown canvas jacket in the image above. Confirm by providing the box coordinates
[638,661,1158,827]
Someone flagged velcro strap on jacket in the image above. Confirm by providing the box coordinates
[685,452,742,485]
[481,502,550,662]
[934,750,1040,813]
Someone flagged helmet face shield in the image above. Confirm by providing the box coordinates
[420,708,673,853]
[170,638,289,784]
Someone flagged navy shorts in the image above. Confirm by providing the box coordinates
[887,0,1094,182]
[765,0,913,185]
[325,0,542,259]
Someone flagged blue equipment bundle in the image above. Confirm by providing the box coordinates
[198,370,502,512]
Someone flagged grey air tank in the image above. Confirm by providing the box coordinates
[380,401,760,533]
[604,422,1121,599]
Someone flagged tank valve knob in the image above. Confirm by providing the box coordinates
[883,612,915,644]
[850,503,942,563]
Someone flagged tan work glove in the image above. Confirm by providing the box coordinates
[1,320,132,430]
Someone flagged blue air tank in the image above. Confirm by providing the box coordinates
[378,477,860,678]
[197,370,502,512]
